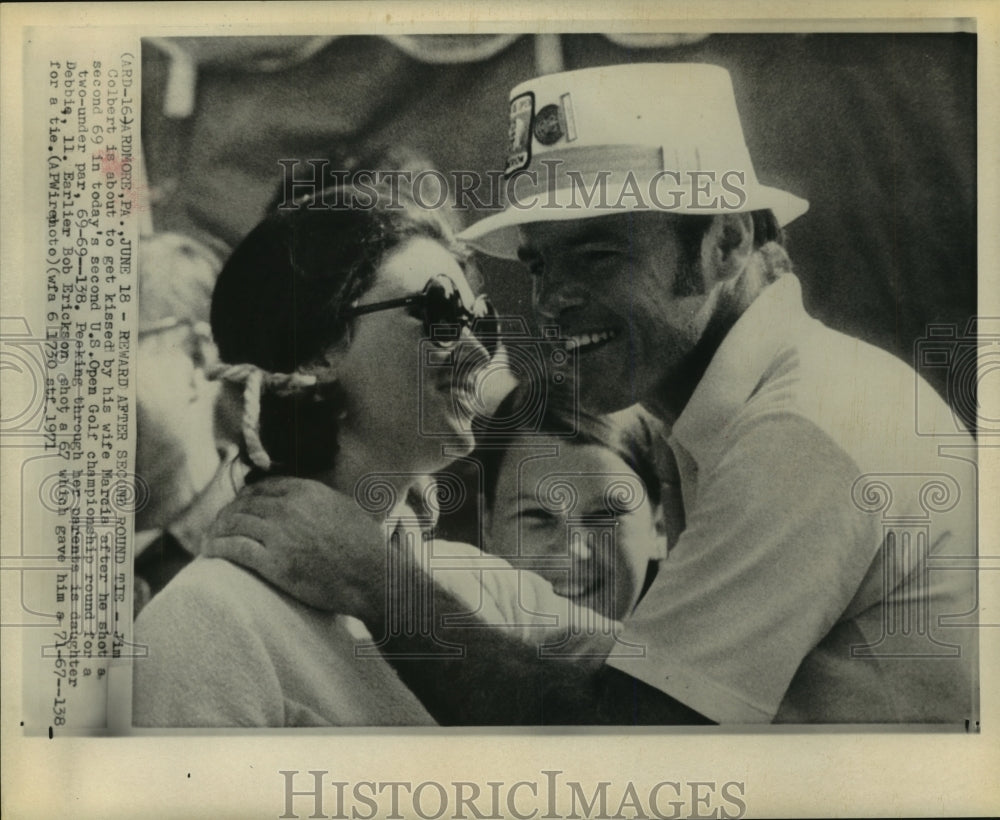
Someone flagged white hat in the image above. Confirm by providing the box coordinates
[459,63,809,260]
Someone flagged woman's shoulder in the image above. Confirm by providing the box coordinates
[133,558,291,727]
[136,556,330,640]
[132,556,432,728]
[137,558,250,629]
[149,554,266,597]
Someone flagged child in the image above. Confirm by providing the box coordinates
[472,390,673,621]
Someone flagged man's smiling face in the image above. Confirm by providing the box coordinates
[518,212,712,415]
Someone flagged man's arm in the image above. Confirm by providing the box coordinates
[362,546,711,725]
[206,477,712,725]
[389,630,713,726]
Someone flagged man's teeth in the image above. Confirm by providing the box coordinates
[567,329,617,350]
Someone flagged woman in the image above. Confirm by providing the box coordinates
[133,186,496,727]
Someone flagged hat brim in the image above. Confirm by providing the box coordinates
[458,183,809,261]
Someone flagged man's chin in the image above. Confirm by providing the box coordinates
[577,381,639,416]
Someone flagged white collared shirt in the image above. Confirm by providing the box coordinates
[608,275,978,723]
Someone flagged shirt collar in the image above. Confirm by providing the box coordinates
[670,274,811,468]
[386,476,440,534]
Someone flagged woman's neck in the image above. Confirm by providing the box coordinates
[316,431,419,518]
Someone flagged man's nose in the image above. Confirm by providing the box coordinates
[533,275,587,321]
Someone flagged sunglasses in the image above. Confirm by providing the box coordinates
[345,273,500,357]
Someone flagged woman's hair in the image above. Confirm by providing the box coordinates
[210,183,466,477]
[474,386,666,515]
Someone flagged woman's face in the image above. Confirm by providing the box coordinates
[485,435,665,619]
[333,236,488,476]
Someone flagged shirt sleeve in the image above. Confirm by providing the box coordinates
[607,412,879,723]
[426,539,620,655]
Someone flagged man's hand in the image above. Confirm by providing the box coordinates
[204,476,387,619]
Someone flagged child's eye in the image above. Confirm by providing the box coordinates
[518,508,558,525]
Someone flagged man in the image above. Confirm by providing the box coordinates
[207,64,977,724]
[135,232,241,611]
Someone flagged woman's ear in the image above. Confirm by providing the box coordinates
[700,212,754,286]
[302,338,349,380]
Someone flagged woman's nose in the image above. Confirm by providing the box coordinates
[457,324,490,361]
[474,344,518,416]
[458,329,517,416]
[454,325,493,384]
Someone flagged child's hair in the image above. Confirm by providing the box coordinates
[209,183,467,477]
[474,386,666,515]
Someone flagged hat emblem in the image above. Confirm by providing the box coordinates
[462,64,810,260]
[505,92,534,175]
[533,103,564,145]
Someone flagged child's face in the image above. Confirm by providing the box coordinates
[485,435,665,619]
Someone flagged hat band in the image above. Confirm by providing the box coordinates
[515,144,660,178]
[506,144,754,213]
